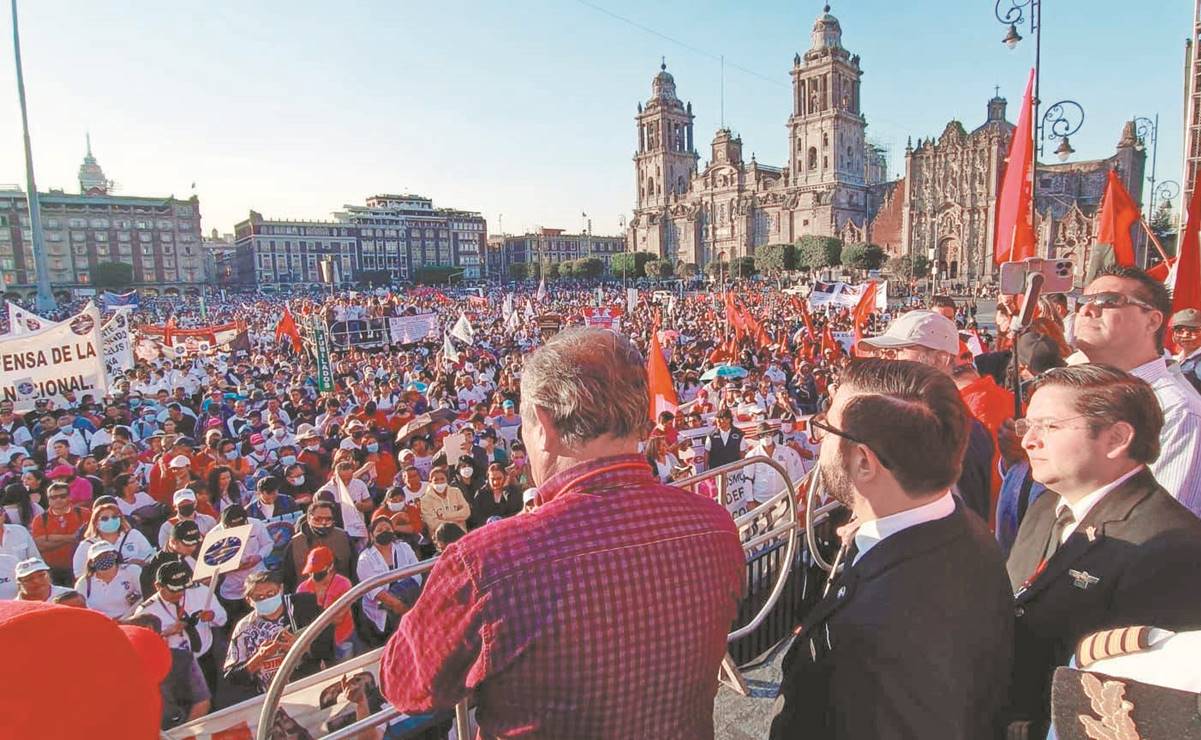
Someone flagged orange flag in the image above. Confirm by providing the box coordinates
[1172,180,1201,314]
[274,307,303,353]
[1096,169,1141,266]
[793,296,817,339]
[851,281,879,349]
[994,69,1037,265]
[647,329,679,420]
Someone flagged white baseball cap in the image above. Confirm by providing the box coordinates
[173,488,197,505]
[87,540,118,562]
[861,310,959,356]
[168,454,191,469]
[14,558,50,579]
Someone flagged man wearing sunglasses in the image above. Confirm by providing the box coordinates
[1169,308,1201,394]
[771,359,1013,739]
[1071,266,1201,517]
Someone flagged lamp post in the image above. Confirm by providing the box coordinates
[10,0,55,313]
[996,0,1086,253]
[1133,115,1162,223]
[618,214,627,286]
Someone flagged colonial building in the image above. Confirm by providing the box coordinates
[630,5,886,267]
[0,140,205,299]
[495,228,626,276]
[868,101,1145,283]
[232,193,488,289]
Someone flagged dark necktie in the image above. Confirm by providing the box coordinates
[1042,506,1076,563]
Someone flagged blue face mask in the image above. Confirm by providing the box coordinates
[98,517,122,534]
[366,443,379,453]
[280,455,297,466]
[253,592,283,616]
[225,450,238,461]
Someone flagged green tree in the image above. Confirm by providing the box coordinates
[1149,200,1178,256]
[645,259,674,279]
[678,262,699,278]
[558,260,576,279]
[610,252,655,278]
[795,235,843,271]
[356,269,392,288]
[730,256,757,279]
[754,243,796,275]
[574,257,604,279]
[543,261,560,280]
[508,262,529,281]
[912,254,931,279]
[413,266,461,284]
[93,261,133,289]
[884,255,913,280]
[842,242,886,273]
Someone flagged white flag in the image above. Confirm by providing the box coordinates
[443,332,460,363]
[626,288,638,314]
[450,312,474,345]
[523,299,536,320]
[6,303,59,336]
[502,293,514,319]
[505,309,520,332]
[535,278,547,302]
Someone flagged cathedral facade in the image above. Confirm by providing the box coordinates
[629,4,1148,283]
[630,6,884,267]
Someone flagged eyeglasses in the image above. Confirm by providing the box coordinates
[807,412,891,469]
[249,589,280,602]
[1075,291,1156,313]
[1013,415,1094,437]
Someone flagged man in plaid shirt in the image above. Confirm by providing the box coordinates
[381,328,745,738]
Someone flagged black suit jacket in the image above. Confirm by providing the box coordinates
[958,418,996,521]
[1005,467,1201,731]
[771,500,1014,739]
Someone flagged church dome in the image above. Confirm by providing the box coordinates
[651,60,678,101]
[811,4,842,51]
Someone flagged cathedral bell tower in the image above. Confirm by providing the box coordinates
[787,5,866,190]
[634,60,698,210]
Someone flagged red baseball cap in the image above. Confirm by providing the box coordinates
[302,545,334,575]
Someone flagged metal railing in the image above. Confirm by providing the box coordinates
[256,455,843,735]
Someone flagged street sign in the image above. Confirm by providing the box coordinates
[313,322,334,392]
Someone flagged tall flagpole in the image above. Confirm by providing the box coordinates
[11,0,55,312]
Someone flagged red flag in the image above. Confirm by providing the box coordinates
[1148,257,1176,283]
[646,330,678,420]
[821,325,843,360]
[1096,169,1141,266]
[851,282,879,349]
[163,316,177,347]
[1172,180,1201,314]
[994,69,1037,265]
[274,307,303,353]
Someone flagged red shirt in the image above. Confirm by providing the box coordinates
[30,506,91,569]
[297,573,354,645]
[380,454,744,738]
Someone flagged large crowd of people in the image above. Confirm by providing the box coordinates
[2,263,1200,738]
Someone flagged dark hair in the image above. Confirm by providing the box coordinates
[716,408,733,421]
[308,500,337,519]
[257,476,281,494]
[1027,364,1163,464]
[930,295,957,310]
[837,359,969,497]
[243,569,283,597]
[1096,265,1172,350]
[434,522,466,547]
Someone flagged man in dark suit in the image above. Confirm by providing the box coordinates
[1006,364,1201,736]
[704,408,744,469]
[771,359,1013,739]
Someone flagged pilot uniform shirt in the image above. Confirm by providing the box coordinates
[134,585,228,656]
[76,563,144,619]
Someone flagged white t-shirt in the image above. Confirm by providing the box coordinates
[357,541,422,632]
[76,564,144,619]
[0,524,37,562]
[115,492,158,517]
[157,514,217,549]
[72,530,155,579]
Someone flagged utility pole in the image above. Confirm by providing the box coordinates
[11,0,55,312]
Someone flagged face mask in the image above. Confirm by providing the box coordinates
[366,443,379,453]
[374,531,395,546]
[432,482,448,493]
[289,475,305,486]
[513,457,525,466]
[92,552,119,571]
[177,504,196,518]
[253,592,283,616]
[98,516,123,534]
[225,450,238,461]
[273,429,285,438]
[306,442,320,451]
[280,455,297,466]
[458,467,473,479]
[311,524,332,538]
[386,500,406,512]
[253,445,266,453]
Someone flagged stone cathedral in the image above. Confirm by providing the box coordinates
[628,4,1146,283]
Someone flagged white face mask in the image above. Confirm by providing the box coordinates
[431,482,448,493]
[386,500,405,512]
[458,467,473,479]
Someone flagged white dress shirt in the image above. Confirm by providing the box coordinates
[852,492,956,566]
[1128,358,1201,517]
[1052,466,1144,544]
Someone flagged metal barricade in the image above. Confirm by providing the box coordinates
[256,456,843,735]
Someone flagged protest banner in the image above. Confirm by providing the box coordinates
[582,306,623,331]
[101,311,134,384]
[807,280,888,311]
[5,303,59,336]
[387,313,438,344]
[0,304,108,410]
[99,290,140,310]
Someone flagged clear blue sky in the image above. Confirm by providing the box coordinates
[0,1,1191,237]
